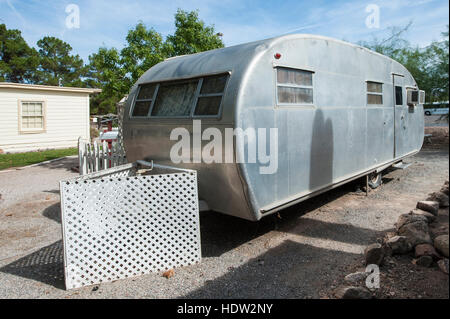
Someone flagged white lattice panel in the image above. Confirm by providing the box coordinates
[60,167,200,289]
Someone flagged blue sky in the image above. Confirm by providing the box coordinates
[1,0,448,62]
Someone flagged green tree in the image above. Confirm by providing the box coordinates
[120,22,165,88]
[358,23,412,61]
[86,47,126,114]
[85,9,225,114]
[0,24,40,83]
[36,36,87,86]
[424,26,449,102]
[165,9,224,57]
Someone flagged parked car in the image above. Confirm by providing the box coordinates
[99,128,119,141]
[424,108,449,116]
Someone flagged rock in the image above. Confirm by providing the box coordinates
[434,235,449,258]
[414,256,433,267]
[382,243,393,257]
[427,192,449,208]
[430,225,449,240]
[386,236,412,255]
[162,269,175,279]
[397,218,432,247]
[414,244,440,259]
[344,271,369,284]
[396,213,429,230]
[437,258,449,274]
[337,286,372,299]
[440,186,449,196]
[416,201,439,215]
[410,209,436,223]
[365,243,385,265]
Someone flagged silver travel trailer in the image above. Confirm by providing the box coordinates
[122,34,425,221]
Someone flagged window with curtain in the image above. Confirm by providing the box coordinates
[367,81,383,105]
[131,73,229,118]
[276,67,314,105]
[151,80,198,117]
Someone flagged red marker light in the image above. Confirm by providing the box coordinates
[274,53,281,59]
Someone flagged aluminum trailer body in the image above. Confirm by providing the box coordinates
[123,34,424,221]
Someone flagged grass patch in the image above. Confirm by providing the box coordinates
[0,148,78,170]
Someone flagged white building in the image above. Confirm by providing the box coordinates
[0,82,101,153]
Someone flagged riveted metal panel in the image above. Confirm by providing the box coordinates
[59,163,200,289]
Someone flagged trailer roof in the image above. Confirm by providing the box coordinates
[138,33,402,86]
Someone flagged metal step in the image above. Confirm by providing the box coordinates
[392,161,412,170]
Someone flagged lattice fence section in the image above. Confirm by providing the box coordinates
[60,167,200,289]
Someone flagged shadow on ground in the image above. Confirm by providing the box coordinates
[199,179,369,257]
[4,179,367,290]
[0,240,65,289]
[42,202,62,224]
[39,157,78,172]
[181,239,360,298]
[282,217,386,245]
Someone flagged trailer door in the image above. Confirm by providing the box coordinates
[393,74,406,158]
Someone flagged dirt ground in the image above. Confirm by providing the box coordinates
[0,147,448,299]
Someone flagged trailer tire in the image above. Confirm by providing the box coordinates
[368,172,382,189]
[425,111,431,116]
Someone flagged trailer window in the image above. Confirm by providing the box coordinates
[131,84,156,117]
[194,74,228,116]
[151,80,198,117]
[276,67,313,105]
[367,81,383,105]
[133,73,229,118]
[395,86,403,105]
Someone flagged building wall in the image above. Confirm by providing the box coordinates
[0,88,90,153]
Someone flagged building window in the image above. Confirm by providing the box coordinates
[276,67,313,105]
[131,73,229,118]
[367,81,383,105]
[20,101,45,133]
[395,86,403,105]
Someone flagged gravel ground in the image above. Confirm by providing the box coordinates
[0,149,448,299]
[425,115,448,127]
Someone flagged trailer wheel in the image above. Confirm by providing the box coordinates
[368,172,382,189]
[425,111,431,116]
